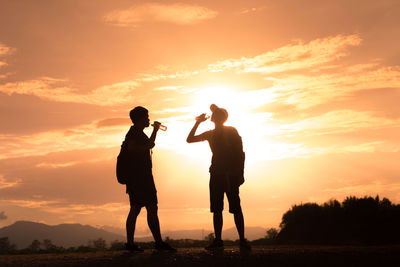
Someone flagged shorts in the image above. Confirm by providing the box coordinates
[127,171,158,207]
[209,173,242,214]
[128,189,158,208]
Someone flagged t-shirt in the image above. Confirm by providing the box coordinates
[197,126,245,186]
[123,126,156,193]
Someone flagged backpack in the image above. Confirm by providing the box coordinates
[213,127,245,186]
[116,140,130,185]
[226,128,245,185]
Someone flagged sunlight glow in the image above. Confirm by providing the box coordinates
[153,84,307,165]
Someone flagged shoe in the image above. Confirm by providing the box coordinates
[155,241,177,252]
[239,239,251,251]
[125,243,144,252]
[205,239,224,250]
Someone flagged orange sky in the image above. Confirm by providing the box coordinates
[0,0,400,235]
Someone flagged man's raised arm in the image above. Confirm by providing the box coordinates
[186,113,208,143]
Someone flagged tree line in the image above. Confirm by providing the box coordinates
[0,234,246,254]
[2,195,399,254]
[277,195,400,244]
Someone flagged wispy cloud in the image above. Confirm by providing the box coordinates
[208,34,362,73]
[323,181,400,198]
[0,43,14,75]
[154,85,184,91]
[239,6,267,15]
[95,118,131,128]
[0,198,128,216]
[0,43,14,61]
[277,110,400,136]
[0,77,140,106]
[1,34,399,162]
[0,175,20,189]
[0,121,126,159]
[104,2,218,26]
[268,66,400,109]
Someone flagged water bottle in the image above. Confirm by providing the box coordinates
[151,121,167,131]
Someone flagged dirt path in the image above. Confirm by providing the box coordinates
[1,245,399,266]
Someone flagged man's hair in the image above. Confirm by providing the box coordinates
[210,104,228,123]
[129,106,148,123]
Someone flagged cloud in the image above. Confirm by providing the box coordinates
[104,3,218,26]
[277,110,400,136]
[0,43,14,75]
[268,66,400,109]
[0,43,12,56]
[239,6,267,15]
[323,181,400,199]
[0,77,140,106]
[95,118,131,128]
[154,85,184,91]
[0,175,20,189]
[4,34,392,113]
[0,211,7,220]
[0,121,125,159]
[208,34,362,73]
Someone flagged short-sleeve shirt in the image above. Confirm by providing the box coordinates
[197,126,245,186]
[124,126,156,194]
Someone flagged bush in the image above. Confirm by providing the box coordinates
[0,237,16,254]
[278,195,400,244]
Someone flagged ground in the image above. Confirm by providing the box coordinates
[1,245,400,267]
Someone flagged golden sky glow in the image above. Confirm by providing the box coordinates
[1,0,400,235]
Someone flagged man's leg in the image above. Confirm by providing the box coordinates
[213,211,223,241]
[146,204,162,243]
[209,174,224,242]
[233,210,245,240]
[126,204,142,245]
[228,188,251,250]
[227,187,245,241]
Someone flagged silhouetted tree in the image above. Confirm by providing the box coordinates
[27,239,41,252]
[110,240,125,251]
[91,238,107,250]
[0,237,16,254]
[278,195,400,244]
[266,228,279,239]
[42,239,60,253]
[205,233,215,242]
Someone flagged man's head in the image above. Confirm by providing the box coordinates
[210,104,228,125]
[130,106,150,128]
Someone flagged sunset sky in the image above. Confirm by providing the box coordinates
[0,0,399,236]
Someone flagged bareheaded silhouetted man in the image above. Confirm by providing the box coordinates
[187,104,251,250]
[123,106,175,252]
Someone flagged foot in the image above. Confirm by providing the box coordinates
[205,239,224,250]
[239,239,251,251]
[125,242,144,252]
[155,241,177,252]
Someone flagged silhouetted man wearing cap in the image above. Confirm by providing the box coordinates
[187,104,251,250]
[123,106,175,252]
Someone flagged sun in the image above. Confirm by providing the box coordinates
[178,85,272,160]
[154,84,296,166]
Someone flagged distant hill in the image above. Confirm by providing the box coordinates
[0,221,125,249]
[0,221,267,249]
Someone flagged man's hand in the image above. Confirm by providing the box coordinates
[152,121,161,131]
[196,113,209,123]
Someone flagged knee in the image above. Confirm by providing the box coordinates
[213,211,223,217]
[233,208,243,216]
[146,205,158,216]
[130,205,142,216]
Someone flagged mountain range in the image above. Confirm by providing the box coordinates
[0,221,124,249]
[0,221,267,249]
